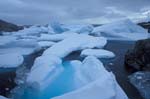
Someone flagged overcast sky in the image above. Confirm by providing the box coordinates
[0,0,150,25]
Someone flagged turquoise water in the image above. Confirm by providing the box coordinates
[13,61,77,99]
[40,61,76,99]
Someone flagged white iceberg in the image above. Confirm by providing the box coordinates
[50,21,68,33]
[0,36,17,46]
[52,56,128,99]
[0,96,8,99]
[43,34,107,58]
[73,56,109,86]
[52,74,128,99]
[26,35,106,91]
[81,49,115,59]
[12,25,49,36]
[0,53,24,68]
[38,41,56,48]
[62,24,93,34]
[92,19,148,40]
[38,32,78,42]
[0,39,40,55]
[27,55,63,90]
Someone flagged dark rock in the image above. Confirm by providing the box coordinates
[125,39,150,72]
[129,72,150,99]
[0,19,23,32]
[138,22,150,33]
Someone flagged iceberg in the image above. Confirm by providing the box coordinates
[0,96,8,99]
[27,56,63,91]
[26,55,128,99]
[52,56,128,99]
[38,41,55,48]
[62,24,93,34]
[81,49,115,59]
[27,34,106,90]
[0,36,17,46]
[38,32,78,42]
[12,26,49,36]
[92,19,148,40]
[0,39,40,55]
[50,21,68,33]
[0,53,24,68]
[43,34,107,58]
[73,56,110,86]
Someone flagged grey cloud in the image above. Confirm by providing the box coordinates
[0,0,150,25]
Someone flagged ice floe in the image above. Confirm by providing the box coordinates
[62,24,93,34]
[0,39,40,55]
[43,34,107,58]
[38,41,55,48]
[0,36,17,46]
[81,49,115,59]
[0,53,24,68]
[50,21,68,33]
[27,55,63,90]
[38,32,78,42]
[0,96,8,99]
[92,19,148,40]
[52,56,128,99]
[12,26,49,36]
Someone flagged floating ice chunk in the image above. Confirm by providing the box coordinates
[129,72,150,99]
[0,96,8,99]
[77,25,93,34]
[52,73,128,99]
[38,33,78,42]
[27,56,63,90]
[43,34,107,58]
[0,53,24,68]
[38,41,55,48]
[73,56,109,86]
[62,24,93,34]
[92,19,148,40]
[10,39,39,48]
[0,36,17,46]
[47,25,55,34]
[19,35,39,40]
[50,21,68,33]
[52,73,116,99]
[12,25,49,36]
[52,56,128,99]
[0,39,40,55]
[0,48,38,56]
[81,49,115,59]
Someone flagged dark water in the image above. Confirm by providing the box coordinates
[0,68,16,97]
[104,40,144,99]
